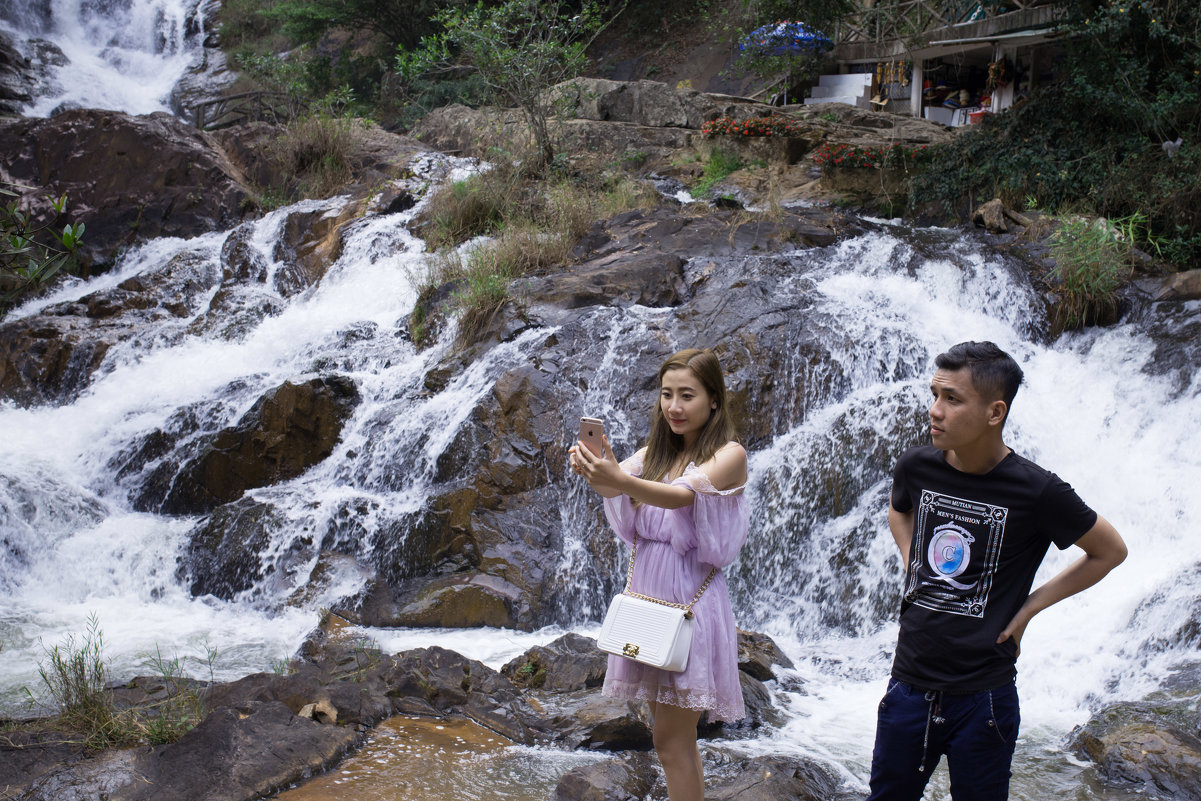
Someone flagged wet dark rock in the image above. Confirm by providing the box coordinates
[537,690,655,751]
[1070,699,1201,799]
[709,754,842,801]
[1134,298,1201,397]
[183,497,289,598]
[271,201,361,296]
[0,30,37,114]
[126,701,356,801]
[0,109,254,270]
[385,646,549,744]
[0,248,221,407]
[167,0,240,121]
[0,727,88,796]
[162,376,361,515]
[383,571,527,629]
[0,313,123,407]
[502,632,608,691]
[552,752,842,801]
[522,252,689,309]
[737,628,796,681]
[14,701,355,801]
[549,751,658,801]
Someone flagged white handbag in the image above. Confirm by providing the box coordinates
[597,535,717,672]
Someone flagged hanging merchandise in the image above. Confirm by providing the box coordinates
[987,57,1013,89]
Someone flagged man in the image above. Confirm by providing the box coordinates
[867,341,1127,801]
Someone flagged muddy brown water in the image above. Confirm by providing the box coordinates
[272,716,610,801]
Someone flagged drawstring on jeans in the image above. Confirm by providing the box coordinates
[919,690,946,772]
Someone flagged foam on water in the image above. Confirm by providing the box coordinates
[0,200,1197,800]
[2,0,203,116]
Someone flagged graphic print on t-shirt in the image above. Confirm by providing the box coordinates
[905,490,1009,618]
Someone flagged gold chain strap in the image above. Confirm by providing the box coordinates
[623,534,717,620]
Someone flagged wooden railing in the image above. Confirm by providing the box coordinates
[192,91,302,131]
[834,0,1055,45]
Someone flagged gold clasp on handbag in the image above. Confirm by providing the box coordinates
[623,643,639,657]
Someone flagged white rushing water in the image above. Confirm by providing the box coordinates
[0,0,203,116]
[1,197,1197,800]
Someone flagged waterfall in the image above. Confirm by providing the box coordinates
[1,182,1198,797]
[0,0,204,116]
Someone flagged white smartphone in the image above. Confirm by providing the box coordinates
[578,417,606,457]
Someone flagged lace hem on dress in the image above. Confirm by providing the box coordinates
[603,678,746,723]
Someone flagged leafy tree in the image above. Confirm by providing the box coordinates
[263,0,457,50]
[399,0,620,166]
[2,183,84,314]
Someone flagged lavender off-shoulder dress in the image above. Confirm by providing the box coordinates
[600,448,749,722]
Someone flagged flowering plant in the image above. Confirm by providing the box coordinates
[811,142,932,169]
[701,116,804,137]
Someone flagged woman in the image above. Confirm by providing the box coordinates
[569,348,749,800]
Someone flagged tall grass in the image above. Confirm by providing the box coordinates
[36,614,119,749]
[1048,214,1145,331]
[34,615,213,749]
[270,90,362,201]
[413,162,659,347]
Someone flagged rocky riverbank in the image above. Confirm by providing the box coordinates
[1,626,823,801]
[4,76,1201,801]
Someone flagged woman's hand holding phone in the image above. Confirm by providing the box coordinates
[569,417,624,498]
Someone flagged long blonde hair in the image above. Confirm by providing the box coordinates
[641,348,737,484]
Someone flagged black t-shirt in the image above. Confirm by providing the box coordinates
[889,445,1098,692]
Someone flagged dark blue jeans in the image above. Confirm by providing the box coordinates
[866,678,1020,801]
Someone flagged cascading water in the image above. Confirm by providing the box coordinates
[2,172,1199,800]
[0,0,203,116]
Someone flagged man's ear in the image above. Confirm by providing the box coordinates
[987,400,1008,427]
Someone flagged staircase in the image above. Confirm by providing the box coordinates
[803,73,872,109]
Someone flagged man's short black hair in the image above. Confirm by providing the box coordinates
[935,341,1024,410]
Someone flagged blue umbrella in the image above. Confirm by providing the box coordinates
[740,21,833,55]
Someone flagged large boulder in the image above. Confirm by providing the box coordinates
[552,78,768,130]
[1070,699,1201,798]
[709,755,842,801]
[0,31,37,115]
[15,702,356,801]
[0,109,254,269]
[382,646,550,744]
[182,497,290,598]
[501,632,608,692]
[0,246,221,407]
[162,375,361,515]
[549,751,659,801]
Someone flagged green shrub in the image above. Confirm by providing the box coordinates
[1048,215,1140,331]
[2,183,85,315]
[692,149,745,197]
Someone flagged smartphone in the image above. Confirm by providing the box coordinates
[578,416,606,458]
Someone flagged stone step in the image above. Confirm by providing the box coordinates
[803,95,871,108]
[810,84,871,99]
[814,73,874,93]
